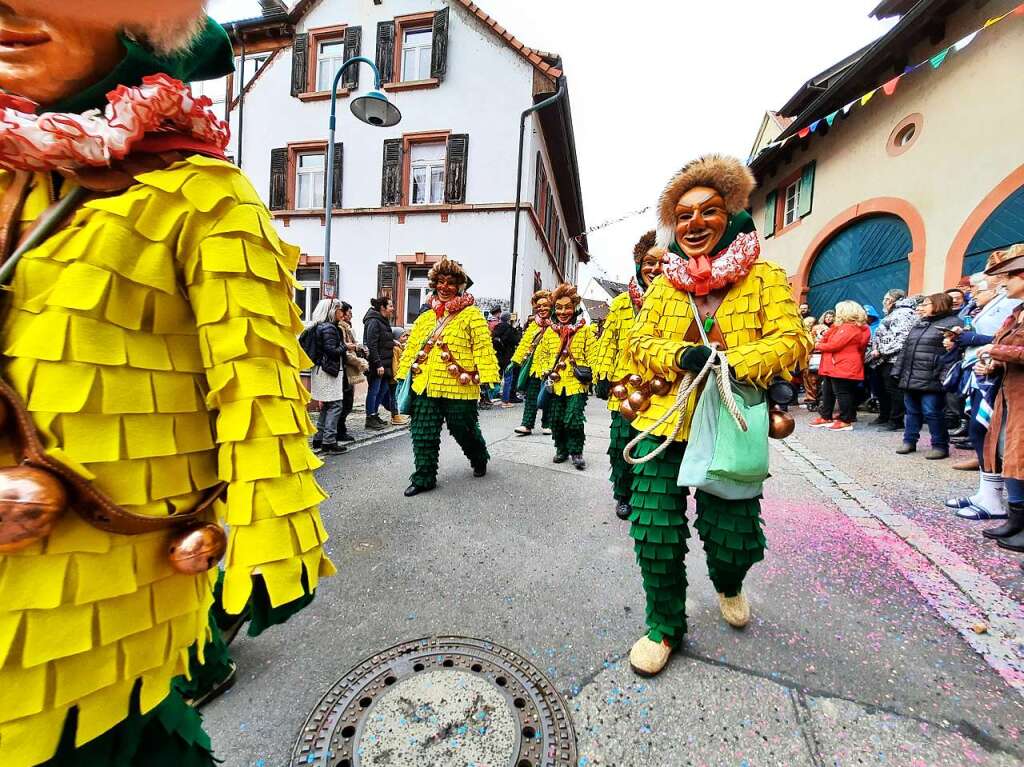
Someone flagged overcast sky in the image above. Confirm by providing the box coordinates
[209,0,895,282]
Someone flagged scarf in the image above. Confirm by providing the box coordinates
[552,315,586,340]
[429,292,476,318]
[532,315,552,330]
[664,211,759,296]
[0,74,229,173]
[627,276,645,312]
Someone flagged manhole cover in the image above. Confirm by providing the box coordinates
[290,636,577,767]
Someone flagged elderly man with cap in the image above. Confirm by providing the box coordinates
[622,155,810,677]
[0,4,334,765]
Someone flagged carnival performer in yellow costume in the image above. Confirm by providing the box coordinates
[533,283,598,470]
[624,155,809,677]
[0,8,333,766]
[511,290,552,437]
[595,231,664,520]
[396,258,500,497]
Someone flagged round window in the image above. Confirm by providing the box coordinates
[887,114,922,156]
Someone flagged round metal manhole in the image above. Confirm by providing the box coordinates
[291,636,577,767]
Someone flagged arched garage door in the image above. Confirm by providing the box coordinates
[807,214,911,316]
[962,183,1024,276]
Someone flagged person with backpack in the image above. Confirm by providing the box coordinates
[363,296,398,430]
[305,299,348,454]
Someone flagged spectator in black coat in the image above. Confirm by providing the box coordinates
[363,296,397,430]
[309,299,347,454]
[894,293,964,459]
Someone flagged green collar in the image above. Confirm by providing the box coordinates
[668,210,756,261]
[45,18,234,115]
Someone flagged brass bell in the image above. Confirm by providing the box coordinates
[556,361,567,371]
[650,377,671,396]
[447,363,460,376]
[168,522,228,575]
[471,372,481,384]
[458,372,472,386]
[610,384,628,400]
[550,373,561,382]
[628,390,651,413]
[0,465,69,553]
[411,362,422,375]
[440,351,452,363]
[768,406,796,440]
[619,400,637,421]
[627,374,643,388]
[416,350,428,363]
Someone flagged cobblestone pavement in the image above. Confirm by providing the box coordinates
[204,401,1024,767]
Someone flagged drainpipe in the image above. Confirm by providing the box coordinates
[509,78,566,311]
[235,30,246,167]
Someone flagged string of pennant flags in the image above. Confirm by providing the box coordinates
[756,3,1024,156]
[568,4,1023,263]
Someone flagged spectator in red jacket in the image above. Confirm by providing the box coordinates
[809,300,872,431]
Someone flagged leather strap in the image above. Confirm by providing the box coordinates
[684,286,730,349]
[0,171,31,261]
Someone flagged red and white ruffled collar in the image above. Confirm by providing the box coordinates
[0,74,229,173]
[552,316,586,336]
[662,231,760,294]
[429,292,476,318]
[627,277,645,312]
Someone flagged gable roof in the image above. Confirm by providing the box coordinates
[595,278,629,297]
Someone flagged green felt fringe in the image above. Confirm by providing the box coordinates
[607,411,635,502]
[410,396,489,487]
[43,682,215,767]
[693,489,766,597]
[519,378,551,429]
[548,393,587,454]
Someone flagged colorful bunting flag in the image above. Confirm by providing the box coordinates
[860,89,876,107]
[1015,2,1024,16]
[930,47,951,68]
[825,111,839,127]
[808,119,821,133]
[954,31,979,51]
[798,126,810,139]
[882,76,901,96]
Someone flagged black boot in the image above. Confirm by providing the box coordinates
[983,502,1024,539]
[996,528,1024,552]
[404,483,436,497]
[615,501,632,520]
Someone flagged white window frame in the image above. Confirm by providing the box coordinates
[782,180,801,227]
[234,52,270,97]
[295,280,321,326]
[295,151,326,210]
[316,38,347,92]
[405,266,432,325]
[401,27,433,82]
[409,144,446,206]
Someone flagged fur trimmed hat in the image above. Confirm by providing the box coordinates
[128,14,210,57]
[550,282,581,307]
[428,257,470,290]
[633,230,657,263]
[656,154,756,248]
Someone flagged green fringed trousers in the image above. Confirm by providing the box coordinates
[520,377,551,430]
[548,392,587,456]
[410,395,489,488]
[608,411,635,502]
[629,437,766,647]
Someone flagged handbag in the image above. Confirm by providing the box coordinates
[537,377,554,410]
[517,354,534,389]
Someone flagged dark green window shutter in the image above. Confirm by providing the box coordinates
[430,8,450,81]
[798,160,816,219]
[341,27,362,89]
[381,138,403,206]
[291,33,309,96]
[763,190,777,238]
[444,134,469,204]
[269,147,288,210]
[375,21,395,84]
[377,261,397,300]
[330,144,343,209]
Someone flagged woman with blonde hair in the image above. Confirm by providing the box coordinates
[809,300,871,431]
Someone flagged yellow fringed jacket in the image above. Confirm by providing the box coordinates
[0,158,335,766]
[533,323,598,397]
[510,321,545,376]
[396,305,500,400]
[595,291,639,412]
[628,262,810,441]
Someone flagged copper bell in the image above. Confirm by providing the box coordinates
[471,372,481,385]
[440,351,452,363]
[768,406,796,440]
[458,372,472,386]
[627,374,643,388]
[550,373,561,382]
[650,377,671,396]
[610,383,628,400]
[168,522,228,575]
[619,400,637,422]
[0,465,69,553]
[411,362,422,376]
[447,363,460,376]
[416,350,428,363]
[627,390,651,413]
[556,361,566,371]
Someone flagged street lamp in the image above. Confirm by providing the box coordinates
[323,56,402,296]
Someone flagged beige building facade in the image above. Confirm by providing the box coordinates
[748,0,1024,315]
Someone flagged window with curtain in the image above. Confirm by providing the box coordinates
[316,39,347,91]
[409,142,446,205]
[295,151,326,209]
[401,27,433,81]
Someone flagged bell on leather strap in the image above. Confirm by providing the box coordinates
[440,351,452,363]
[768,405,796,440]
[619,400,637,422]
[550,372,561,382]
[556,361,566,371]
[411,362,422,375]
[627,374,643,388]
[471,372,481,385]
[168,522,227,575]
[457,372,472,386]
[628,390,651,413]
[610,383,628,400]
[649,377,671,396]
[416,350,428,363]
[0,465,69,552]
[447,363,460,376]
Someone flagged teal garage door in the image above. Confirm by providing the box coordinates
[962,184,1024,276]
[807,214,911,316]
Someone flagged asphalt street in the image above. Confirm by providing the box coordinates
[203,401,1024,767]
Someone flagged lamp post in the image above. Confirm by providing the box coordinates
[322,56,402,296]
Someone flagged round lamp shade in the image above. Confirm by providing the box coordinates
[351,91,402,127]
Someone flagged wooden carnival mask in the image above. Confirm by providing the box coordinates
[639,249,664,286]
[534,298,552,320]
[434,274,461,302]
[0,3,123,106]
[554,296,575,323]
[674,186,729,260]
